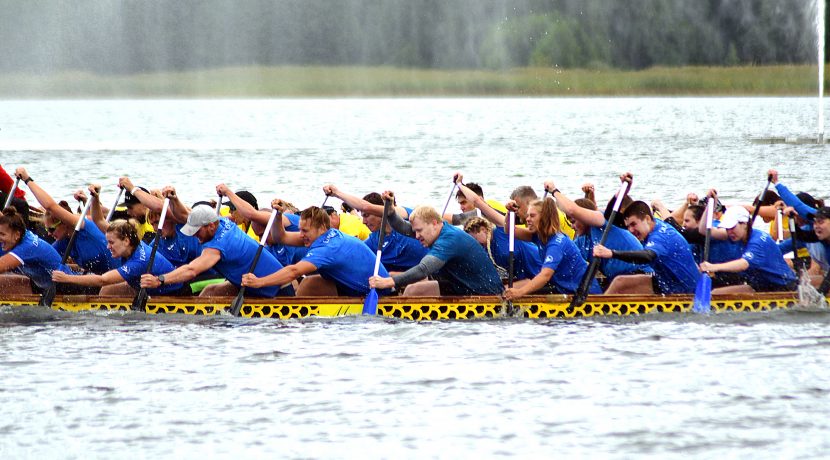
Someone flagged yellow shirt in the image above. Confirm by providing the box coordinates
[220,206,260,242]
[339,213,371,240]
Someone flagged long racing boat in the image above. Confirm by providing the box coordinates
[0,291,816,320]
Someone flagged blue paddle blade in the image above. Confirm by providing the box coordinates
[362,288,378,315]
[692,274,712,314]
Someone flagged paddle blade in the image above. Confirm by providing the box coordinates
[39,285,57,307]
[362,288,378,315]
[229,289,246,317]
[131,288,149,312]
[692,274,712,314]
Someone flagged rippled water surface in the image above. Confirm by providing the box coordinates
[1,98,829,458]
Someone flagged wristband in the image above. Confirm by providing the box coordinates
[24,177,33,184]
[550,188,560,196]
[130,186,141,196]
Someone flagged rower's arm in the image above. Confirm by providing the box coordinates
[16,169,80,227]
[702,258,749,273]
[218,186,271,225]
[0,253,22,273]
[88,192,109,234]
[450,210,479,226]
[52,269,124,287]
[165,191,191,224]
[391,255,445,289]
[243,261,317,288]
[327,185,409,219]
[550,189,605,228]
[609,249,657,264]
[507,267,554,298]
[456,183,504,226]
[774,182,817,219]
[387,208,415,238]
[154,248,221,284]
[268,211,305,247]
[120,177,165,213]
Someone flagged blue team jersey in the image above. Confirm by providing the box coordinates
[425,224,503,295]
[364,228,428,272]
[689,219,744,264]
[1,230,74,289]
[303,228,389,296]
[741,231,797,290]
[643,220,699,294]
[533,233,601,295]
[202,218,285,297]
[117,241,183,295]
[575,224,653,280]
[52,218,118,274]
[158,224,203,267]
[490,227,541,280]
[267,213,309,265]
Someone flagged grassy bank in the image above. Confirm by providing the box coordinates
[0,65,824,98]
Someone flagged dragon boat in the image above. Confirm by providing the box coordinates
[0,291,816,320]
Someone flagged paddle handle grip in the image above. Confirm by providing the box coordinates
[259,208,279,247]
[507,211,515,288]
[440,183,457,218]
[776,209,784,243]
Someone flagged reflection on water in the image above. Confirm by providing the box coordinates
[1,98,829,457]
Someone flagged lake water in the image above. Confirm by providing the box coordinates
[1,98,829,458]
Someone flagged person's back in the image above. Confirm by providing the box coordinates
[365,228,428,272]
[644,219,699,294]
[52,217,118,274]
[740,230,797,291]
[1,229,72,290]
[117,240,184,295]
[202,218,284,297]
[576,224,653,281]
[428,224,503,295]
[490,226,541,280]
[304,228,389,296]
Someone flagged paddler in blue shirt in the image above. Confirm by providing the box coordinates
[593,198,699,295]
[543,179,653,288]
[16,167,118,275]
[700,206,797,293]
[361,192,427,273]
[242,202,389,296]
[140,202,293,298]
[368,192,504,296]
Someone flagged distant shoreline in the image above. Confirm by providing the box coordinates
[0,65,824,98]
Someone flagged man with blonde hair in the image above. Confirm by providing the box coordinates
[369,193,503,296]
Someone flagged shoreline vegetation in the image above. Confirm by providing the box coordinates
[0,64,825,98]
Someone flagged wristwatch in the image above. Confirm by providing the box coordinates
[158,275,166,286]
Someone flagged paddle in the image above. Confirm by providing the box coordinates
[748,174,774,239]
[692,199,715,313]
[215,193,222,216]
[363,199,392,315]
[3,176,20,210]
[230,207,280,316]
[105,186,125,222]
[40,197,95,307]
[440,180,457,218]
[820,266,830,296]
[321,195,329,208]
[504,210,517,316]
[776,208,784,243]
[569,180,630,309]
[131,198,171,312]
[788,211,807,280]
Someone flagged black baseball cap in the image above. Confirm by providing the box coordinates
[228,190,258,211]
[124,187,149,207]
[810,206,830,220]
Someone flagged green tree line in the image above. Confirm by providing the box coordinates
[0,0,823,74]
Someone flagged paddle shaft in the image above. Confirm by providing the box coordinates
[105,187,125,222]
[748,175,774,239]
[508,211,515,288]
[702,198,714,264]
[231,208,280,315]
[131,198,170,311]
[373,200,392,277]
[3,177,20,210]
[440,183,457,217]
[570,181,630,307]
[42,197,96,307]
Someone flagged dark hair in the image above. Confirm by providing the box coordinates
[322,205,337,215]
[457,182,483,200]
[756,190,780,207]
[300,206,330,230]
[685,204,705,222]
[0,207,26,246]
[510,185,537,202]
[622,200,654,221]
[604,194,634,227]
[107,219,140,248]
[363,192,382,206]
[574,198,597,211]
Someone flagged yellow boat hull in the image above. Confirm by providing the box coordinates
[0,292,811,320]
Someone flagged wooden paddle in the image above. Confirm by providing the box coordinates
[569,180,630,309]
[692,199,715,313]
[105,186,125,222]
[131,198,171,312]
[3,176,20,210]
[363,199,392,315]
[41,197,95,307]
[230,207,280,316]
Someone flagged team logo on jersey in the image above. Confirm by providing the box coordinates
[544,255,554,264]
[744,251,754,260]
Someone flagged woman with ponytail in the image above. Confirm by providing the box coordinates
[0,207,74,294]
[503,195,600,300]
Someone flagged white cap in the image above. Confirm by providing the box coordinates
[718,206,750,229]
[180,205,219,236]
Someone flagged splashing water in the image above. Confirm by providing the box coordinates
[797,272,828,308]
